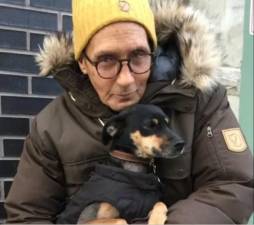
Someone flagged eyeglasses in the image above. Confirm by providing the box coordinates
[83,51,154,79]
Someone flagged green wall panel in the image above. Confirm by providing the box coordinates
[240,0,253,151]
[240,1,253,223]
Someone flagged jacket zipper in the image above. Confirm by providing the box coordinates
[206,125,225,172]
[98,118,105,127]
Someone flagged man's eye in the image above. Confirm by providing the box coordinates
[131,50,149,58]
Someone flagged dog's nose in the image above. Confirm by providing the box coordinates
[174,142,185,154]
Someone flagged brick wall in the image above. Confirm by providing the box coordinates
[0,0,71,222]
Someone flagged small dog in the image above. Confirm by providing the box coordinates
[57,104,184,224]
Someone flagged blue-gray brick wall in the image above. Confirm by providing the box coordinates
[0,0,71,222]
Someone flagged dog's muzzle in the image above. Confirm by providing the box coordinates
[156,139,185,159]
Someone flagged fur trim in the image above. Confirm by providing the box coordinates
[36,0,221,92]
[35,33,74,76]
[150,0,221,91]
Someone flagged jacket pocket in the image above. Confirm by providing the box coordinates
[155,151,191,180]
[205,125,253,182]
[206,126,225,172]
[63,155,108,186]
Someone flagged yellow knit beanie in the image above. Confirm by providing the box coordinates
[72,0,157,60]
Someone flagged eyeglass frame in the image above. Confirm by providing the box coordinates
[81,51,155,79]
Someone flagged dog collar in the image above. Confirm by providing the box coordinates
[110,150,160,183]
[110,150,150,165]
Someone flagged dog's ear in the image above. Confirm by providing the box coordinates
[102,115,126,145]
[102,107,133,145]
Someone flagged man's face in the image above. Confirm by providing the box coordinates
[78,22,151,111]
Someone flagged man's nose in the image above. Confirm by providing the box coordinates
[116,62,135,86]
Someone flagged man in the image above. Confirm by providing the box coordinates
[5,0,253,223]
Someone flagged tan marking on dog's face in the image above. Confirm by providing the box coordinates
[130,130,166,158]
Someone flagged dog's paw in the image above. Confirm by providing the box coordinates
[148,202,168,224]
[86,218,128,224]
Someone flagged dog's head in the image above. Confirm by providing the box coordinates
[102,104,185,159]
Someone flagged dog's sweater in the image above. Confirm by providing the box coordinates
[57,164,161,224]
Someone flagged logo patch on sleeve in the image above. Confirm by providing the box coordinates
[222,128,247,152]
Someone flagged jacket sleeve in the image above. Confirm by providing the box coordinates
[4,119,66,223]
[167,85,254,224]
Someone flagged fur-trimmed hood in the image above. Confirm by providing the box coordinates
[36,0,221,93]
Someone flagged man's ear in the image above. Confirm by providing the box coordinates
[78,59,88,74]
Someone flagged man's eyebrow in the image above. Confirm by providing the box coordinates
[134,46,151,51]
[93,50,117,59]
[93,46,151,59]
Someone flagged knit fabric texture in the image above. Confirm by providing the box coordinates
[72,0,157,59]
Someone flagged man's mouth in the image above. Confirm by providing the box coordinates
[114,90,136,97]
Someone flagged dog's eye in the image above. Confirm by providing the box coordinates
[152,118,159,126]
[144,118,161,130]
[149,118,160,129]
[165,117,170,124]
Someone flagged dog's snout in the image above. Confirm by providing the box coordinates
[174,142,185,154]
